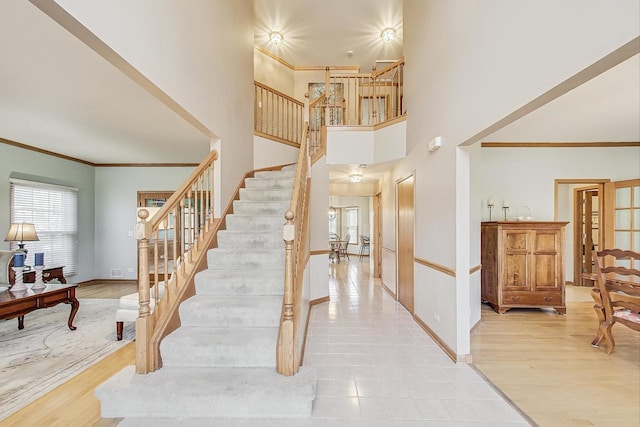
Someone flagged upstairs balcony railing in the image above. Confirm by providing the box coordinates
[254,58,405,150]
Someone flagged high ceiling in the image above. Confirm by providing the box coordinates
[0,0,210,165]
[0,1,636,169]
[254,0,403,72]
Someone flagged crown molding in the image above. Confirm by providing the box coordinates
[255,46,361,72]
[1,137,198,167]
[482,142,640,148]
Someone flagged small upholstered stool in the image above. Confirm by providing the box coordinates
[115,284,165,340]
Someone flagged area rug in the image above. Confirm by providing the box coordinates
[0,298,135,421]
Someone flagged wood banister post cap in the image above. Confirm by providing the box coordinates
[135,209,152,240]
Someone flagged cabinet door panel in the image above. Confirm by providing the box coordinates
[504,253,529,290]
[533,232,558,253]
[505,231,528,251]
[532,254,560,289]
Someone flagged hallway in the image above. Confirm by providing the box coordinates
[304,259,531,425]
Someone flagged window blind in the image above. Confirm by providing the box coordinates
[9,179,78,274]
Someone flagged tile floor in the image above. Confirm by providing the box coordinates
[300,259,532,426]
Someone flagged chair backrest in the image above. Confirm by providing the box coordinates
[344,234,350,245]
[361,235,370,246]
[592,249,640,318]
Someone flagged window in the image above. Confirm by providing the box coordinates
[344,207,358,243]
[10,179,78,274]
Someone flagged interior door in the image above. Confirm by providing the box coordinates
[573,186,602,286]
[397,175,414,313]
[373,192,382,278]
[605,179,640,269]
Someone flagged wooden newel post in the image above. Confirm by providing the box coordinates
[278,209,297,376]
[135,208,155,374]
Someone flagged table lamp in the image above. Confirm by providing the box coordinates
[4,222,39,254]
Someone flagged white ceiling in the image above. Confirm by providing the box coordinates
[254,0,404,72]
[0,0,210,165]
[0,1,636,170]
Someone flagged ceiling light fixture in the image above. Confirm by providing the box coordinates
[350,174,362,183]
[380,28,395,43]
[328,196,337,220]
[269,31,284,45]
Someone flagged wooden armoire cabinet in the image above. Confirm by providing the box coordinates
[481,221,568,314]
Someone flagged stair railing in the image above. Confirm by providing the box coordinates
[307,93,326,159]
[326,58,405,126]
[135,149,219,374]
[277,123,310,376]
[254,81,305,147]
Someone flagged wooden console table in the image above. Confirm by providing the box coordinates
[0,283,79,330]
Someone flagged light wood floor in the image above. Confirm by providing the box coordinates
[2,273,639,426]
[471,285,640,427]
[0,282,137,427]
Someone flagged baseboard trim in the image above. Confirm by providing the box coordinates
[77,279,137,286]
[413,313,473,364]
[299,302,313,366]
[381,282,396,298]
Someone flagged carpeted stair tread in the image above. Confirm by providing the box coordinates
[160,326,278,367]
[232,200,290,216]
[254,170,295,179]
[179,295,282,327]
[216,230,283,249]
[239,188,293,201]
[194,268,283,295]
[206,248,284,269]
[96,365,316,419]
[244,177,294,189]
[224,214,283,231]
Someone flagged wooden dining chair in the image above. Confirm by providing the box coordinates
[591,249,640,354]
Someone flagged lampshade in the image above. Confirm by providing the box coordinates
[5,223,39,245]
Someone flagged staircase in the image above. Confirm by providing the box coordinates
[96,166,316,422]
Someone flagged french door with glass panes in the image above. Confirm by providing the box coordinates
[606,179,640,269]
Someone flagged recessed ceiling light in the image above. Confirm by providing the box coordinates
[380,28,395,43]
[269,31,284,45]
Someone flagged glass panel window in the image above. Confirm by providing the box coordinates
[615,231,630,250]
[615,187,630,208]
[10,179,78,274]
[344,207,358,244]
[615,209,631,229]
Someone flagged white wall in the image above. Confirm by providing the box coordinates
[56,0,256,207]
[254,50,295,97]
[309,157,330,301]
[400,0,639,357]
[478,147,639,220]
[253,136,299,170]
[326,120,407,166]
[94,166,193,280]
[0,143,96,282]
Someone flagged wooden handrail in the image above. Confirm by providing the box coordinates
[135,149,218,374]
[277,123,310,376]
[254,81,304,146]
